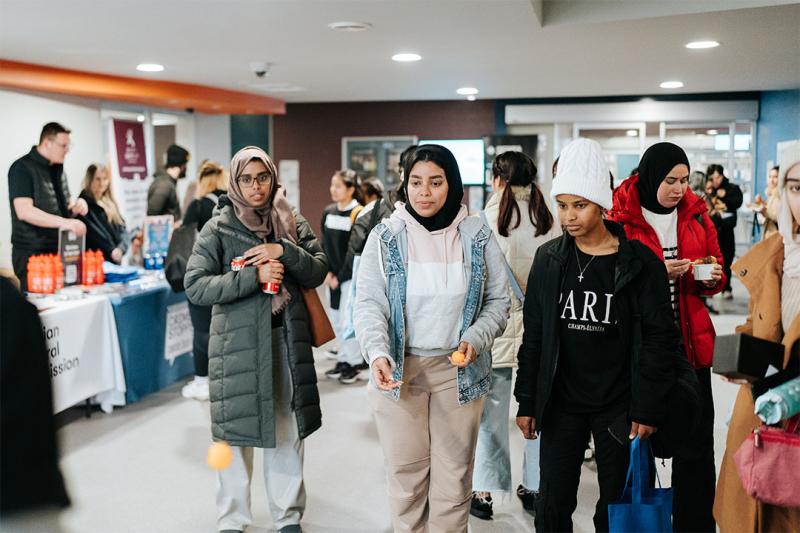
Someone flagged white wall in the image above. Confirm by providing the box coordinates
[0,90,105,270]
[194,114,231,168]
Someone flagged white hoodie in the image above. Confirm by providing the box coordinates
[392,205,469,356]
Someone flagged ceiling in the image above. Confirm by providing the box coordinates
[1,0,799,104]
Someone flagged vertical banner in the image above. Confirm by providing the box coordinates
[109,119,151,232]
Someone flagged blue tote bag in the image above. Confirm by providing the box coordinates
[608,437,673,533]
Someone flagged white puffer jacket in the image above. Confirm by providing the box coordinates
[483,185,561,368]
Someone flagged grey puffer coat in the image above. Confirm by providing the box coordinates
[184,203,327,448]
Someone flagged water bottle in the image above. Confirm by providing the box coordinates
[755,376,800,424]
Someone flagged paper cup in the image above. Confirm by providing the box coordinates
[693,263,715,281]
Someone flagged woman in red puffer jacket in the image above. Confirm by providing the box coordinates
[608,142,725,533]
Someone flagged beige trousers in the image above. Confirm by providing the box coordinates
[368,355,485,533]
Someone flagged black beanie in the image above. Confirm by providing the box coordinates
[166,144,190,168]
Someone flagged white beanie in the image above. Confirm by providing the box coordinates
[550,138,613,210]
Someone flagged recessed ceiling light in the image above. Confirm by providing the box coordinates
[327,21,372,32]
[626,129,638,137]
[467,95,477,101]
[136,114,146,122]
[392,53,422,62]
[686,40,720,49]
[660,80,684,89]
[136,63,164,72]
[707,129,719,135]
[457,87,479,96]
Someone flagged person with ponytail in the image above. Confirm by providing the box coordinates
[470,151,560,520]
[354,144,509,532]
[321,169,364,380]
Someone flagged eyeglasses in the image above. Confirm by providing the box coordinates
[237,172,272,187]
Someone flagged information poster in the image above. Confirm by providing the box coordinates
[142,215,174,258]
[58,228,85,286]
[164,301,193,365]
[109,118,151,232]
[279,160,300,209]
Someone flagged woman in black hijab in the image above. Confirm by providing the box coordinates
[608,141,724,532]
[354,144,510,532]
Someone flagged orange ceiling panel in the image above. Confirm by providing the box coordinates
[0,59,285,115]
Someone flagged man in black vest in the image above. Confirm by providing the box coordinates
[147,143,190,221]
[8,122,88,291]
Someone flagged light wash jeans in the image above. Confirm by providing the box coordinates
[472,367,540,492]
[331,280,362,366]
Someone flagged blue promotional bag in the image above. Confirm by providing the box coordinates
[608,437,673,532]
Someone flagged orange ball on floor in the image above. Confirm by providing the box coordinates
[207,441,233,470]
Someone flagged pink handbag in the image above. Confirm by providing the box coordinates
[733,415,800,507]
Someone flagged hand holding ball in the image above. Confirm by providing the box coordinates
[207,442,233,470]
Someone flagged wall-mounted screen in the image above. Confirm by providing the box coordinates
[418,139,486,185]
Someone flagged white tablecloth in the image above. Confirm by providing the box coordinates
[38,295,126,413]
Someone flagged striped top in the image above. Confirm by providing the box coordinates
[642,208,680,324]
[782,274,800,333]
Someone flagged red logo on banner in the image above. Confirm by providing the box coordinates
[113,120,148,180]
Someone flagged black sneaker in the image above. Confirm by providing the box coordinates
[516,485,538,517]
[325,362,349,379]
[338,364,360,384]
[470,492,493,520]
[353,361,369,371]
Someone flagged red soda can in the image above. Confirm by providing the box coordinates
[230,256,246,272]
[262,281,280,294]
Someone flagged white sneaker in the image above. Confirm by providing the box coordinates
[181,377,209,401]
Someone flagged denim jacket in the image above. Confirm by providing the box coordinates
[354,214,510,404]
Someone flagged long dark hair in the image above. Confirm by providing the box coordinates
[492,151,553,237]
[333,169,363,204]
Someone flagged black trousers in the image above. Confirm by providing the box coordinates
[718,227,735,292]
[187,301,211,377]
[536,407,631,532]
[671,367,716,532]
[11,247,36,293]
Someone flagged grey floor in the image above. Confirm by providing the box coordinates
[43,290,747,533]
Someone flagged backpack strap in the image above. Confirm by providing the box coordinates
[349,204,364,224]
[204,192,220,205]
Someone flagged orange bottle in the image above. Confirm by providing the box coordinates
[30,256,44,293]
[85,251,96,286]
[42,255,54,294]
[95,251,105,284]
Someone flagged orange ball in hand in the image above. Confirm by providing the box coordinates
[451,351,466,364]
[207,441,233,470]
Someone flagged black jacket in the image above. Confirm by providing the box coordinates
[710,177,743,231]
[514,221,680,427]
[340,197,395,282]
[147,170,181,220]
[1,277,70,513]
[78,191,129,262]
